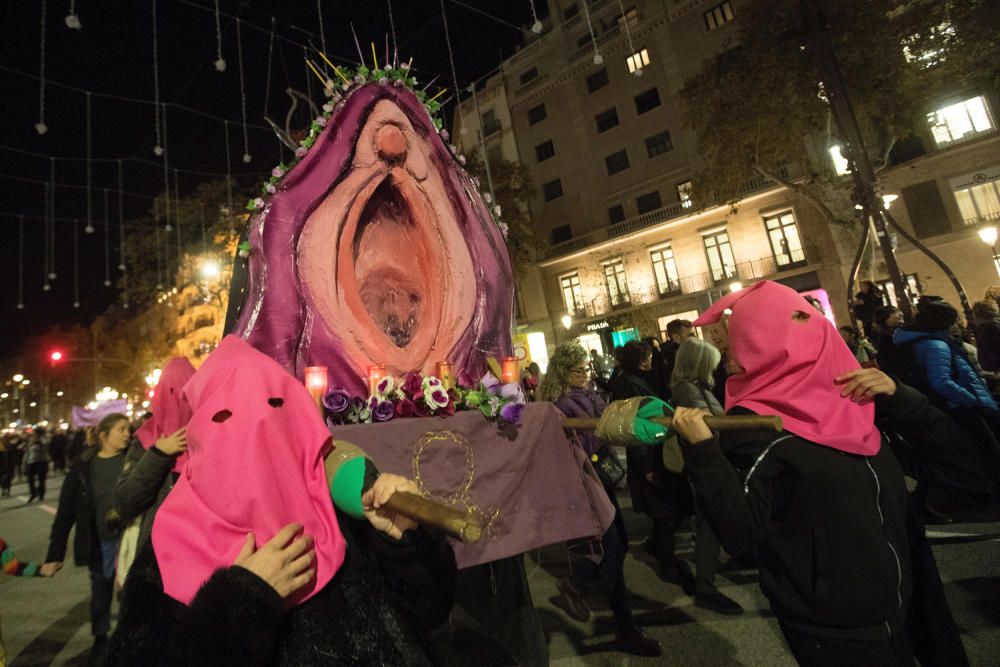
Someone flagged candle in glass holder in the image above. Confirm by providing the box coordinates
[304,366,329,409]
[368,364,388,396]
[501,356,520,385]
[436,361,454,390]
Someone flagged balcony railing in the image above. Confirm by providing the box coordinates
[568,15,639,64]
[567,249,813,319]
[515,72,551,97]
[545,164,802,260]
[963,210,1000,227]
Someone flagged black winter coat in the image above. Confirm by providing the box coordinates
[46,446,120,567]
[683,383,967,663]
[113,439,179,549]
[107,510,457,666]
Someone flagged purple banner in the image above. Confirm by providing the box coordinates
[71,399,129,428]
[329,402,615,569]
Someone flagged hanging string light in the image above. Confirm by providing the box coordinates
[43,183,51,291]
[84,91,95,234]
[439,0,465,135]
[73,219,80,308]
[154,201,163,290]
[117,159,126,271]
[17,215,25,310]
[152,0,163,155]
[583,3,602,65]
[528,0,543,34]
[48,158,57,280]
[264,17,275,118]
[223,120,234,232]
[36,0,49,134]
[103,188,112,286]
[213,0,226,71]
[236,19,251,162]
[65,0,82,29]
[617,0,641,77]
[162,103,172,232]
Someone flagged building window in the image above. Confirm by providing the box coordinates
[617,6,639,27]
[586,68,610,93]
[560,272,584,314]
[636,190,662,214]
[551,224,573,244]
[481,109,500,137]
[927,95,995,146]
[704,1,734,31]
[535,140,556,163]
[542,178,564,202]
[519,67,539,85]
[595,107,620,133]
[764,211,806,267]
[608,204,626,224]
[634,88,661,115]
[605,149,630,175]
[677,180,693,208]
[953,172,1000,226]
[603,259,631,307]
[527,103,547,125]
[703,229,737,282]
[650,245,680,295]
[876,273,922,309]
[626,48,650,74]
[645,130,673,157]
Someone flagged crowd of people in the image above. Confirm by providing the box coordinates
[3,281,999,665]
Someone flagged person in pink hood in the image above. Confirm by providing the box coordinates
[107,337,456,666]
[668,281,966,667]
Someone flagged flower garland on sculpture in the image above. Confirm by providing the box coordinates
[322,370,526,431]
[243,57,506,255]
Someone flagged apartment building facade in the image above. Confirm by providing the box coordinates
[453,0,1000,357]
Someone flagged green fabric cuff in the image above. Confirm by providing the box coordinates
[329,456,368,519]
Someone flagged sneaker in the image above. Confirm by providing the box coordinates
[615,624,662,657]
[660,558,696,596]
[695,588,744,615]
[555,579,591,622]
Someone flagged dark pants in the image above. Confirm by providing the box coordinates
[90,541,118,637]
[570,513,631,627]
[452,555,548,667]
[650,516,683,569]
[693,504,723,593]
[27,461,48,500]
[780,624,914,667]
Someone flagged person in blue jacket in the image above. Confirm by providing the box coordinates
[893,301,1000,492]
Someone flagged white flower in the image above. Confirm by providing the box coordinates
[376,376,396,397]
[315,116,327,127]
[378,77,389,86]
[493,205,502,217]
[499,222,509,239]
[439,129,450,141]
[271,166,285,178]
[266,184,276,194]
[422,376,443,391]
[354,75,365,85]
[342,81,351,91]
[457,155,466,165]
[296,147,308,157]
[393,78,404,87]
[253,197,264,208]
[483,192,492,204]
[424,385,450,409]
[400,62,411,71]
[322,102,334,113]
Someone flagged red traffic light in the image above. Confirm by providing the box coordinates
[50,351,64,362]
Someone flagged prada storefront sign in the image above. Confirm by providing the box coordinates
[586,320,610,332]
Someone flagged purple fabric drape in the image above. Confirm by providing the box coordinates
[71,399,128,427]
[329,402,614,568]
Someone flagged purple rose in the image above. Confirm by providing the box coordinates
[349,396,366,413]
[500,382,526,403]
[402,371,423,399]
[372,399,395,422]
[322,388,351,414]
[481,373,501,394]
[395,398,415,417]
[499,402,525,424]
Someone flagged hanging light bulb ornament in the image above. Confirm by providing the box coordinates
[243,153,252,163]
[104,279,112,287]
[65,13,82,29]
[48,271,57,280]
[43,283,51,292]
[85,223,95,234]
[35,123,48,135]
[154,145,164,156]
[593,53,604,65]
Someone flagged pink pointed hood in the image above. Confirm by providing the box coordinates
[694,281,880,456]
[135,357,196,472]
[152,336,345,606]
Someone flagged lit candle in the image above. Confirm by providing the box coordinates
[501,356,520,385]
[368,364,388,396]
[304,366,329,409]
[436,361,454,390]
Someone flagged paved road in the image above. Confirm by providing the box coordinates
[2,473,999,666]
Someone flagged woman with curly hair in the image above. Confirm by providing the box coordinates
[541,342,661,657]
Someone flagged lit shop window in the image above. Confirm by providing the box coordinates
[704,2,734,31]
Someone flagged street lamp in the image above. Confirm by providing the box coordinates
[561,314,573,330]
[977,225,1000,278]
[12,374,23,383]
[729,281,743,292]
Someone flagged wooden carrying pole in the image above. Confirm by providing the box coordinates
[561,414,783,432]
[382,491,483,544]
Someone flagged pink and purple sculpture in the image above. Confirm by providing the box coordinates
[230,82,514,396]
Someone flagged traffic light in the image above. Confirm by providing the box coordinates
[50,350,64,362]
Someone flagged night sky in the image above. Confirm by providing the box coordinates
[0,0,544,360]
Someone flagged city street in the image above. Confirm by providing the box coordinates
[2,472,999,665]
